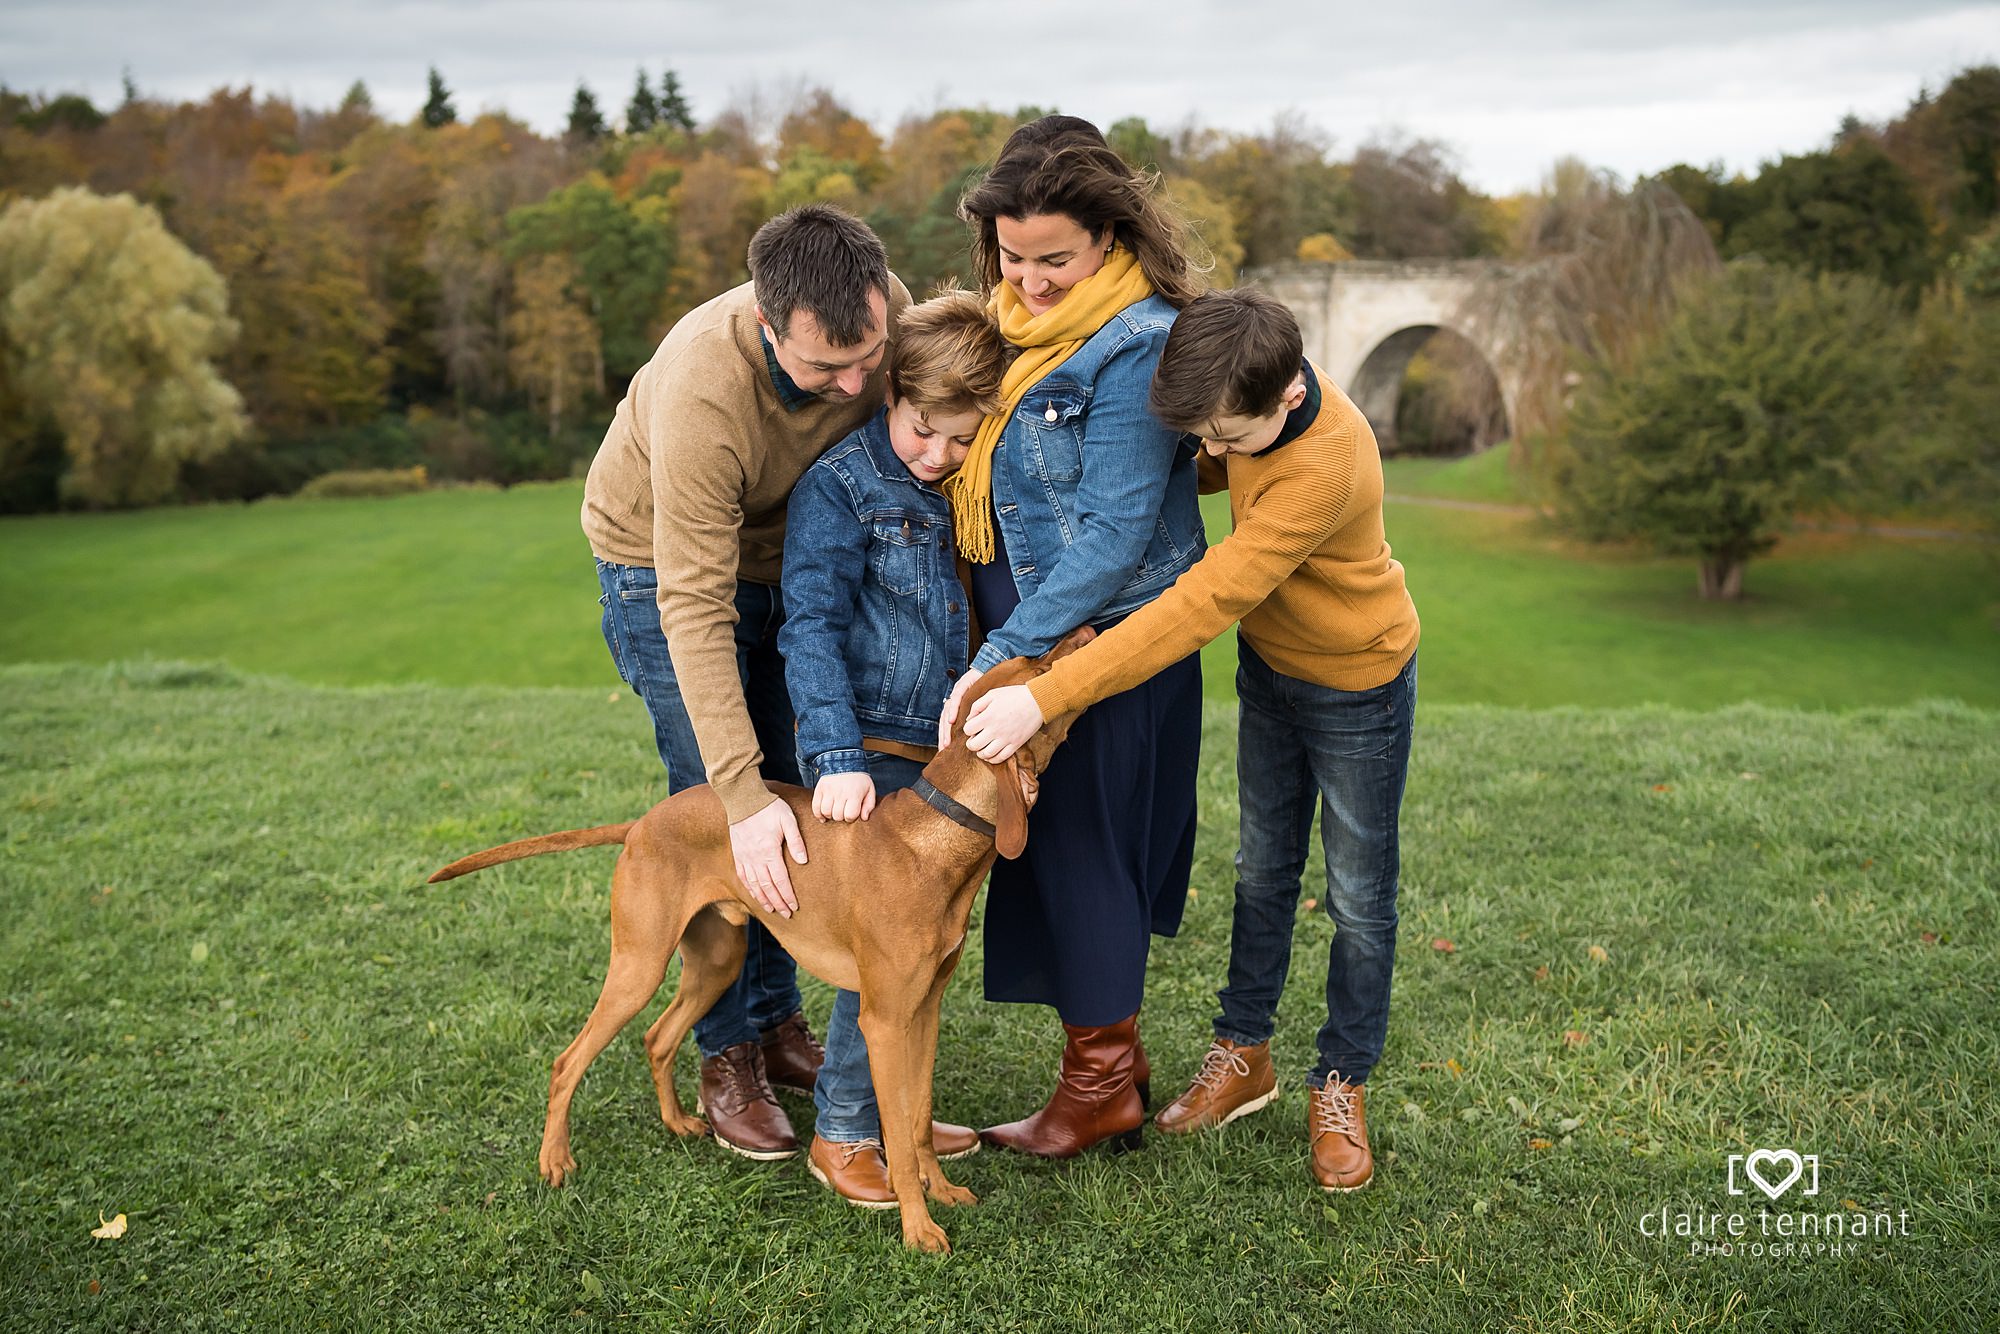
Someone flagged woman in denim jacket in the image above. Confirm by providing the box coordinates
[940,116,1208,1157]
[779,291,1010,1204]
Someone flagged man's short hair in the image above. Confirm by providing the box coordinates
[747,204,890,347]
[888,289,1009,419]
[1149,288,1305,429]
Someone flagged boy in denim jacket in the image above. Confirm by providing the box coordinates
[779,291,1009,1204]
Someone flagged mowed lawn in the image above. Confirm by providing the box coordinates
[2,462,1995,708]
[1,666,1994,1329]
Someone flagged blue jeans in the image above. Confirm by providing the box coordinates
[797,749,927,1142]
[1216,641,1416,1087]
[596,558,803,1056]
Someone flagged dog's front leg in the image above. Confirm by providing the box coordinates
[912,947,976,1207]
[859,1002,951,1254]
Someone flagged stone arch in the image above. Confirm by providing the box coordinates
[1350,324,1510,454]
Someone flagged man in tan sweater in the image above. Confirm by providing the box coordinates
[585,204,909,1159]
[959,288,1419,1195]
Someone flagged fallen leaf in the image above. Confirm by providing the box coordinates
[1445,1058,1464,1078]
[1506,1095,1530,1120]
[1557,1116,1584,1133]
[1651,783,1672,792]
[1529,1138,1553,1150]
[1586,945,1610,964]
[1301,898,1317,912]
[1187,888,1199,901]
[1919,931,1938,945]
[189,941,209,964]
[1401,1101,1425,1122]
[1842,1198,1862,1211]
[88,1279,101,1295]
[606,692,621,703]
[1860,858,1875,871]
[483,1191,497,1208]
[90,1213,127,1240]
[1431,938,1457,954]
[1738,772,1760,781]
[1563,1030,1589,1047]
[580,1271,606,1302]
[1532,965,1551,982]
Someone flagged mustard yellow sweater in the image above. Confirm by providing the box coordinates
[1029,364,1418,719]
[583,277,910,821]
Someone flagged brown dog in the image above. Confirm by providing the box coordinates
[427,630,1092,1253]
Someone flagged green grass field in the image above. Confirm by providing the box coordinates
[2,666,1994,1329]
[2,468,1994,709]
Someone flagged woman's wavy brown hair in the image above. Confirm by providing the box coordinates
[960,115,1205,310]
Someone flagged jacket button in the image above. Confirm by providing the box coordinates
[947,602,961,614]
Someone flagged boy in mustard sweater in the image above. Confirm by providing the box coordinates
[960,287,1419,1193]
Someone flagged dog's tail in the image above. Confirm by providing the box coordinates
[427,823,636,883]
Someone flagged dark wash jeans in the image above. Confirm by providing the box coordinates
[1216,640,1417,1087]
[596,558,803,1056]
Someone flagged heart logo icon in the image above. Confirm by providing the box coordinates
[1744,1149,1804,1200]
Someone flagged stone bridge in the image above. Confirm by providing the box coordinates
[1242,260,1519,451]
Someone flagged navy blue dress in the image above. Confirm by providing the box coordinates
[969,518,1201,1026]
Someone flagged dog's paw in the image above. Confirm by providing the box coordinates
[661,1111,710,1139]
[901,1216,952,1255]
[928,1179,978,1208]
[539,1147,577,1188]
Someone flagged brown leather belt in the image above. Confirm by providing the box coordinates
[862,737,939,764]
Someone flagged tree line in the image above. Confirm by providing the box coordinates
[0,65,1994,523]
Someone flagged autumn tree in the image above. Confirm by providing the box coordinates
[1346,133,1497,259]
[0,188,246,505]
[506,177,674,378]
[1555,261,1904,600]
[506,253,600,437]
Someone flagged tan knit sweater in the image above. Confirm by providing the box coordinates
[582,277,910,821]
[1029,365,1418,719]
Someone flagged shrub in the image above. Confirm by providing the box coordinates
[296,465,429,499]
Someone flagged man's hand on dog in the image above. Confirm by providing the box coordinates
[812,772,877,823]
[937,668,985,749]
[964,685,1044,763]
[731,799,806,917]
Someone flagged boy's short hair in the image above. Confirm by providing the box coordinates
[887,289,1009,419]
[1149,288,1305,429]
[747,204,890,347]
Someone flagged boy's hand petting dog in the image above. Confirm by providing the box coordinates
[813,772,878,823]
[963,685,1046,763]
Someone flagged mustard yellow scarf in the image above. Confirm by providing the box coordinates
[944,248,1154,562]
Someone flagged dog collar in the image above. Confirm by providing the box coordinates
[911,777,996,839]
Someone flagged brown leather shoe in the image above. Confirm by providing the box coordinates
[1308,1077,1372,1191]
[980,1015,1146,1159]
[806,1136,897,1209]
[697,1042,799,1160]
[932,1120,981,1161]
[758,1011,825,1095]
[1154,1038,1278,1135]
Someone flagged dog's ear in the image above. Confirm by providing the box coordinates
[994,754,1031,859]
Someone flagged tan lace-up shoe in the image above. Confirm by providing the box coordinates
[1154,1038,1279,1134]
[1308,1077,1372,1191]
[806,1136,898,1209]
[696,1042,799,1160]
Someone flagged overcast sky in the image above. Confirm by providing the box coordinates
[5,2,1997,192]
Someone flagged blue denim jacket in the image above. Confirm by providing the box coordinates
[780,409,970,776]
[972,292,1206,672]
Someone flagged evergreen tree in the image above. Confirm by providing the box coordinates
[567,82,608,144]
[421,67,456,128]
[658,70,695,133]
[625,70,659,134]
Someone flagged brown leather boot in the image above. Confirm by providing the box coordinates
[932,1120,982,1160]
[1154,1038,1278,1135]
[979,1016,1146,1158]
[758,1011,825,1095]
[806,1136,897,1209]
[1308,1077,1372,1191]
[697,1042,799,1160]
